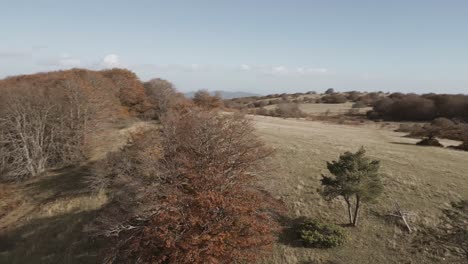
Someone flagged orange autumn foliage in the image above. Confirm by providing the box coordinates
[100,109,283,263]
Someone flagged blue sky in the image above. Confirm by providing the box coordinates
[1,0,467,94]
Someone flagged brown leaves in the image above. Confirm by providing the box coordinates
[101,108,282,263]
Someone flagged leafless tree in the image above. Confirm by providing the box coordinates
[143,78,179,119]
[0,82,92,181]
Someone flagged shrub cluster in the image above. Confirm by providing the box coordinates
[320,93,348,104]
[369,93,468,121]
[253,103,307,118]
[298,219,347,248]
[416,137,443,147]
[192,90,224,109]
[396,118,468,143]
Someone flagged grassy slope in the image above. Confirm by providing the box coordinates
[253,115,468,264]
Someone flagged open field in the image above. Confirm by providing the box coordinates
[253,115,468,263]
[1,115,467,263]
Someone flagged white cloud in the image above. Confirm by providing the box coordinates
[272,66,288,74]
[58,54,81,66]
[240,64,250,70]
[296,67,328,75]
[102,54,120,68]
[264,66,328,76]
[0,50,31,58]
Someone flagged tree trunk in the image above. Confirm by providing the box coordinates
[352,195,361,226]
[344,197,353,225]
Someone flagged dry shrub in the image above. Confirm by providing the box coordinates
[142,78,187,120]
[453,139,468,151]
[95,109,282,263]
[352,101,367,108]
[272,103,307,118]
[254,100,268,108]
[0,82,92,181]
[255,107,271,116]
[395,123,421,133]
[223,100,245,110]
[416,136,443,147]
[346,91,362,101]
[321,93,348,104]
[399,119,468,142]
[431,117,455,127]
[193,90,223,109]
[357,92,382,106]
[101,69,151,115]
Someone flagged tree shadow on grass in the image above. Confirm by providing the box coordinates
[24,163,96,203]
[277,215,309,248]
[0,209,107,264]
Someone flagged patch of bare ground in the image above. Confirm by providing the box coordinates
[252,115,468,264]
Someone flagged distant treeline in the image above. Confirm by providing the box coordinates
[368,93,468,122]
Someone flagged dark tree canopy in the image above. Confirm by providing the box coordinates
[321,147,383,226]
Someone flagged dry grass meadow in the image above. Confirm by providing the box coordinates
[253,115,468,264]
[1,109,467,263]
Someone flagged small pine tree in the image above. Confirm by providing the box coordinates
[320,147,383,226]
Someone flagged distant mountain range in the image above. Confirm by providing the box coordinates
[184,90,260,99]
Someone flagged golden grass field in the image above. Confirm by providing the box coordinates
[253,115,468,263]
[1,112,467,263]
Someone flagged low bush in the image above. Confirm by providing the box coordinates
[253,100,268,108]
[395,123,422,134]
[453,140,468,151]
[357,92,382,106]
[321,93,348,104]
[273,103,307,118]
[346,91,362,101]
[298,219,347,248]
[416,136,443,147]
[193,90,223,109]
[352,101,367,108]
[399,120,468,142]
[255,107,271,116]
[431,117,455,127]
